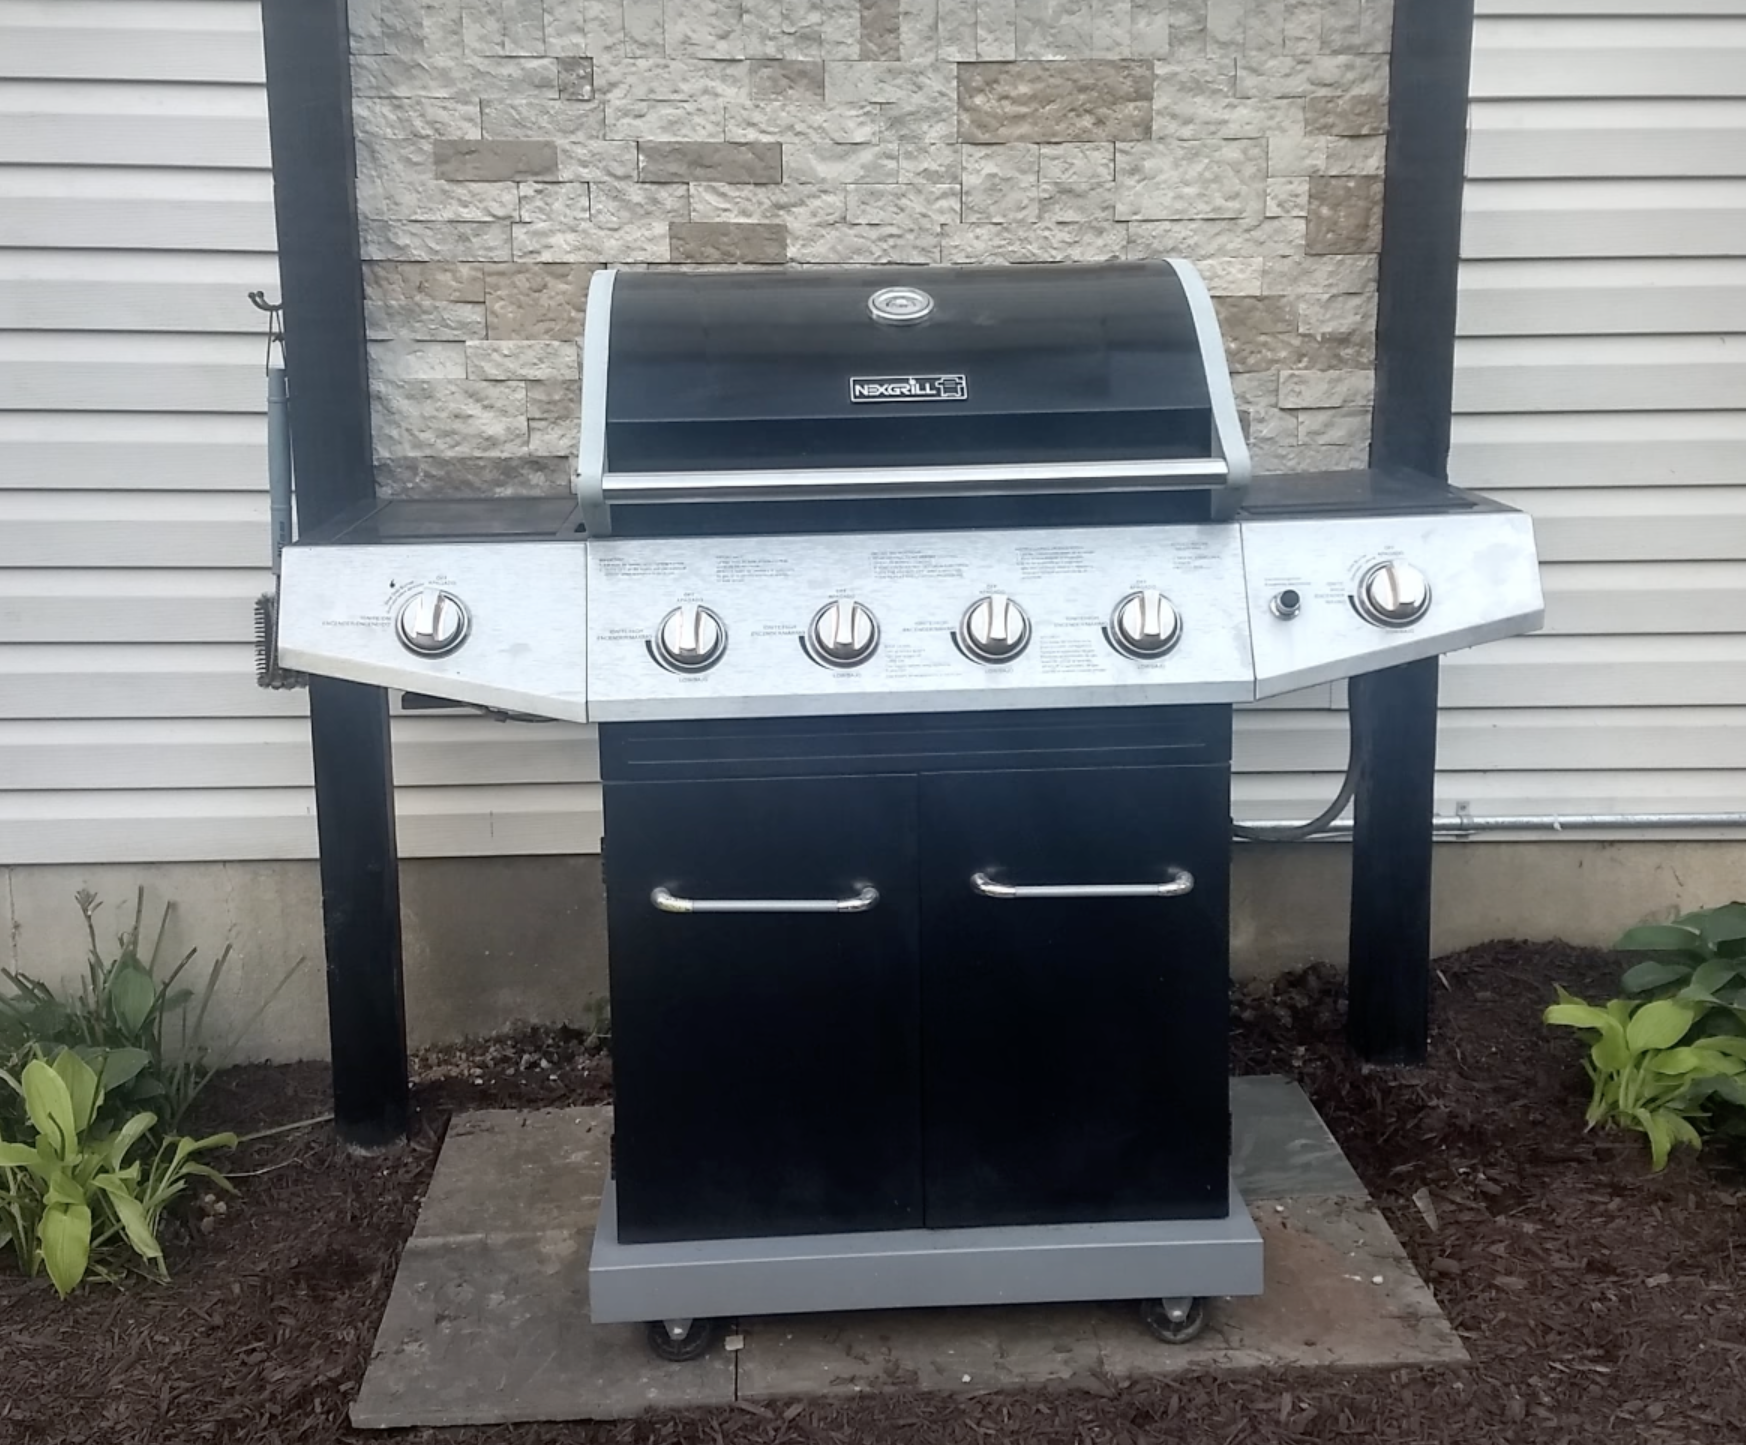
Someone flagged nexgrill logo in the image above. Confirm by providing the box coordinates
[849,374,969,404]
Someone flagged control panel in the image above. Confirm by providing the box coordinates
[1241,510,1543,699]
[276,541,589,721]
[584,526,1256,723]
[273,509,1543,726]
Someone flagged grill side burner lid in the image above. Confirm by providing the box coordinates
[577,261,1249,536]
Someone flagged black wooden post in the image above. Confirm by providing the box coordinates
[304,675,409,1144]
[1348,0,1477,1062]
[1346,660,1441,1061]
[261,0,410,1142]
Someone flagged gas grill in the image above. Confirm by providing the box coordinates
[277,261,1544,1359]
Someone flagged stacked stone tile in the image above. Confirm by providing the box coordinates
[351,0,1392,496]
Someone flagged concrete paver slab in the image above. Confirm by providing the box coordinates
[350,1227,735,1427]
[1230,1075,1366,1201]
[737,1305,1107,1401]
[1094,1195,1465,1379]
[413,1107,612,1241]
[353,1078,1460,1428]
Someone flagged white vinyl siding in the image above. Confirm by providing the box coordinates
[0,0,600,864]
[1426,1,1746,825]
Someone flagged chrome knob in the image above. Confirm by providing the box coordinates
[1355,561,1431,628]
[1110,589,1182,658]
[807,599,879,668]
[961,594,1030,664]
[394,587,469,656]
[655,604,726,672]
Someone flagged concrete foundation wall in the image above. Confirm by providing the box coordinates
[1228,841,1746,978]
[7,841,1743,1061]
[1,857,607,1064]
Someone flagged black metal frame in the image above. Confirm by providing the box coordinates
[261,0,410,1143]
[258,0,1477,1132]
[1351,0,1479,1061]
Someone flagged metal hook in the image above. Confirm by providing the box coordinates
[249,290,285,371]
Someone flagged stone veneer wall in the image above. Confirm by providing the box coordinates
[349,1,1392,496]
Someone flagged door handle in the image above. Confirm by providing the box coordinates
[969,869,1194,900]
[651,885,880,915]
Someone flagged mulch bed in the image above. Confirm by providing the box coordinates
[3,941,1743,1444]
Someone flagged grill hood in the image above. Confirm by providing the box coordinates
[576,261,1249,536]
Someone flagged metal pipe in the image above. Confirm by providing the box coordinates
[1236,812,1746,840]
[267,363,293,572]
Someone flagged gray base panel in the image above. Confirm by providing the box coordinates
[588,1179,1264,1324]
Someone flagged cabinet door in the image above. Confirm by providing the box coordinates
[604,775,920,1243]
[919,765,1230,1230]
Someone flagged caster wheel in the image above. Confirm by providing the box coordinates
[1140,1296,1208,1345]
[645,1317,719,1362]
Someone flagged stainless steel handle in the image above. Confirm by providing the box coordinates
[969,869,1195,900]
[604,456,1228,506]
[651,885,879,915]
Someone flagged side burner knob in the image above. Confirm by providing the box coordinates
[1110,589,1182,659]
[961,594,1031,664]
[395,587,469,657]
[1355,562,1431,628]
[655,604,727,672]
[808,599,880,668]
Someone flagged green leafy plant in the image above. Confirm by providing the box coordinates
[1543,991,1746,1169]
[1615,901,1746,1014]
[0,1051,234,1296]
[0,889,301,1141]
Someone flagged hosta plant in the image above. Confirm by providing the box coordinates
[0,1050,235,1296]
[1615,902,1746,1019]
[1543,991,1746,1170]
[1,888,302,1143]
[0,889,215,1137]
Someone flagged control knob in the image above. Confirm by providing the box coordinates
[961,594,1030,664]
[655,603,727,672]
[1355,561,1431,628]
[808,599,879,668]
[1110,589,1182,659]
[395,587,469,657]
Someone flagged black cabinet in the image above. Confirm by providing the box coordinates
[604,775,922,1244]
[919,766,1230,1228]
[600,708,1232,1244]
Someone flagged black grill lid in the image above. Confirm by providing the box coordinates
[605,263,1213,471]
[577,261,1248,535]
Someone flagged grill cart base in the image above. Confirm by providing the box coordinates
[588,1177,1263,1333]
